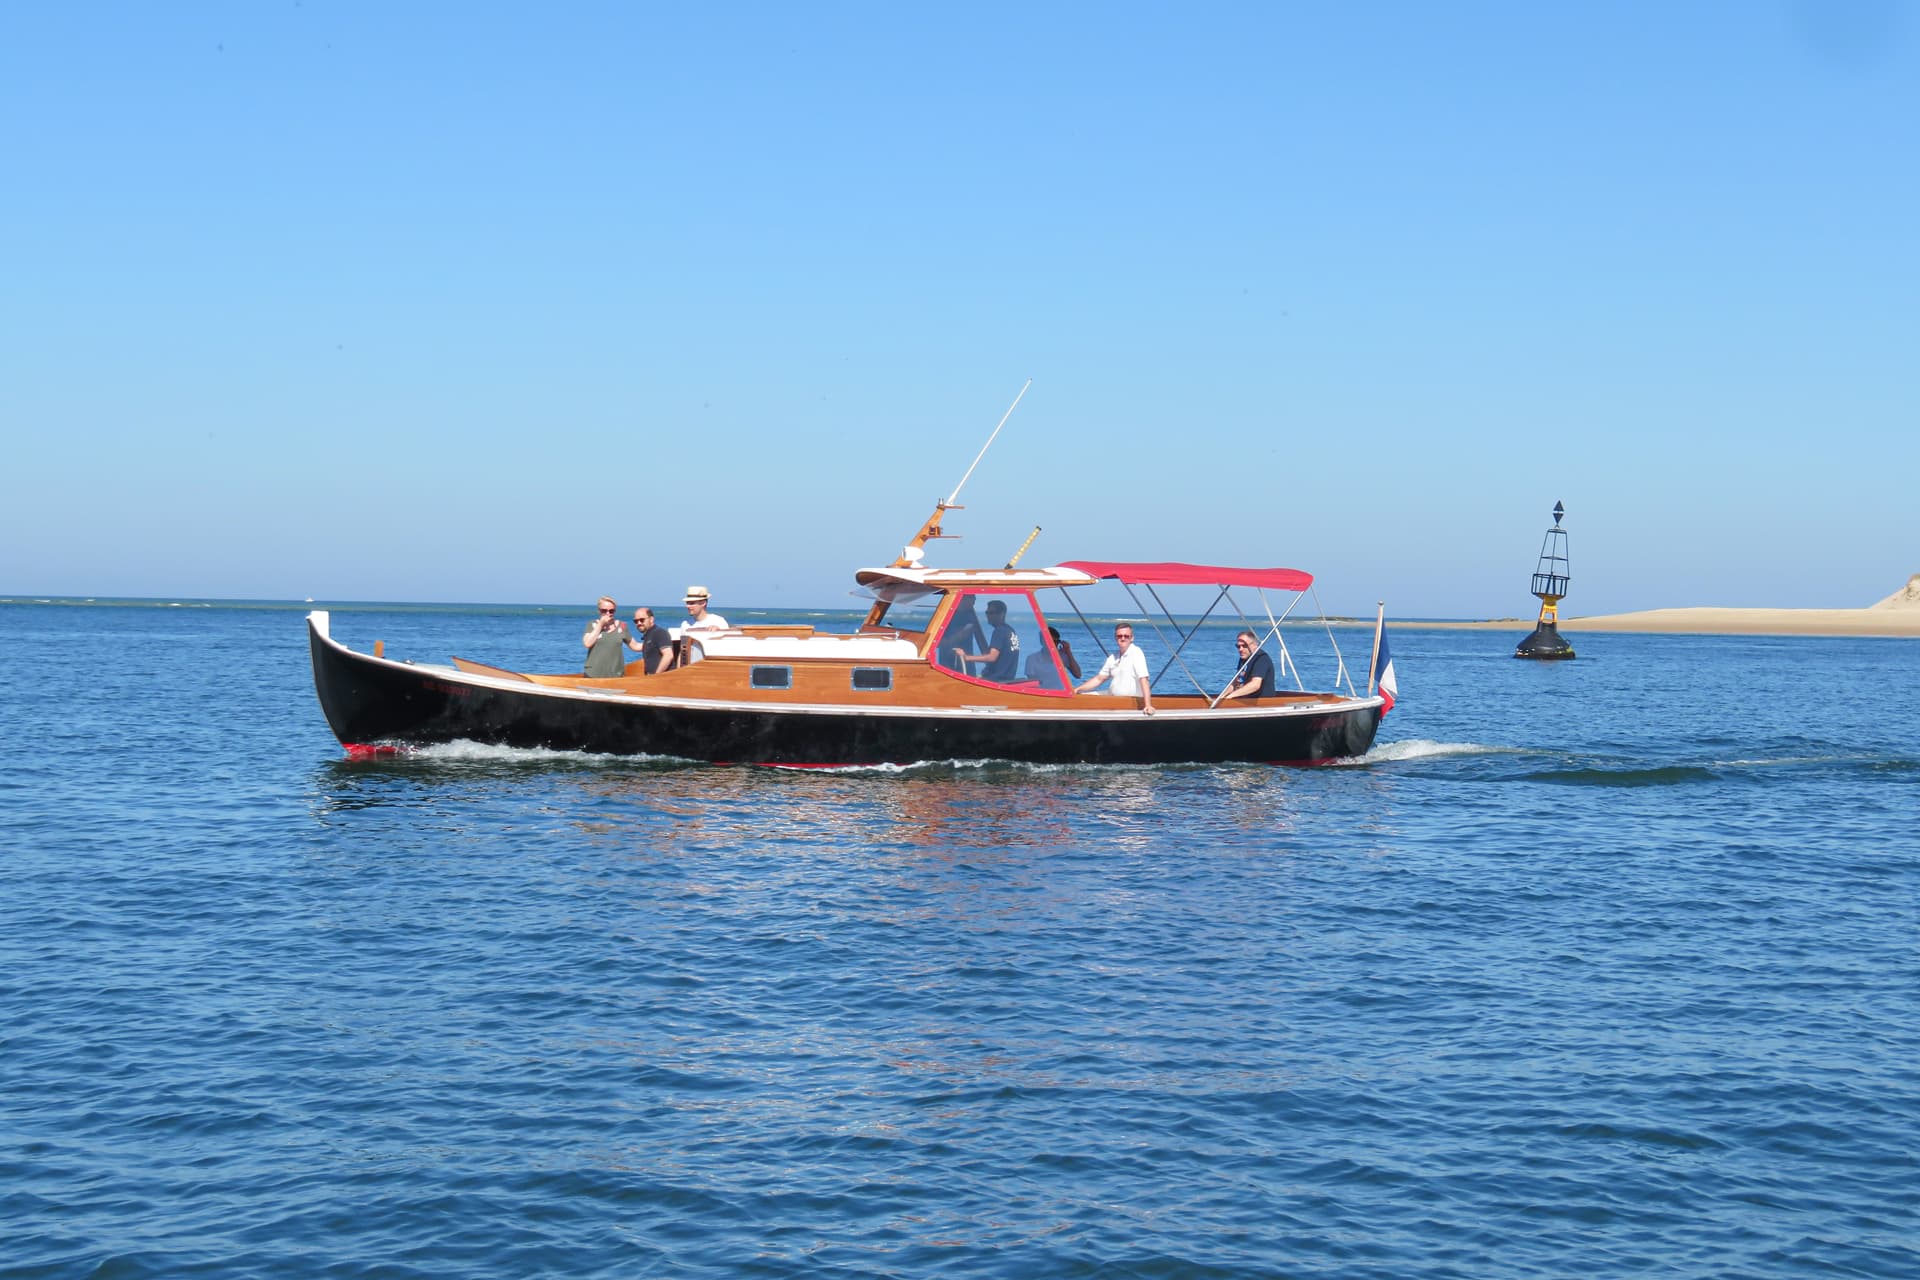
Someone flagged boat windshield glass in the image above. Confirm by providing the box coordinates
[931,591,1069,693]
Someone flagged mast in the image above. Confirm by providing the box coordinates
[862,380,1032,629]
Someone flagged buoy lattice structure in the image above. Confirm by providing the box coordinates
[1516,501,1576,660]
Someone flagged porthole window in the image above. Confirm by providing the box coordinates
[851,667,892,691]
[750,666,792,689]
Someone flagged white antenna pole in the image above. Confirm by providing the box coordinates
[945,378,1032,506]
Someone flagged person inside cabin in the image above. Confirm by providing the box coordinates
[677,585,730,665]
[982,601,1021,681]
[1220,629,1278,701]
[1047,625,1082,679]
[632,606,674,674]
[952,599,1020,682]
[938,597,985,673]
[1074,623,1154,715]
[582,596,631,677]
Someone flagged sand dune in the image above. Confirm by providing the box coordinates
[1560,573,1920,636]
[1871,574,1920,610]
[1420,575,1920,637]
[1560,607,1920,637]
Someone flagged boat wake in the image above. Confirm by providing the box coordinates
[369,740,687,766]
[1519,764,1721,787]
[758,757,1207,776]
[342,742,1488,776]
[1336,738,1521,766]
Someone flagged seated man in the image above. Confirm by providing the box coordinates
[1047,625,1082,679]
[950,599,1020,682]
[1220,630,1277,701]
[1074,623,1154,715]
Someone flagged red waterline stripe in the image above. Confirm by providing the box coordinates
[754,761,860,770]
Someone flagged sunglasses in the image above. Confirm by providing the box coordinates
[599,607,616,614]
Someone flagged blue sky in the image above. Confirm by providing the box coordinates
[4,2,1913,617]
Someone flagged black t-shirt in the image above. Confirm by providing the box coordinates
[640,624,673,673]
[1233,649,1277,699]
[984,621,1020,682]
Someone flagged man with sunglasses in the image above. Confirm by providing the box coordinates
[1073,624,1154,715]
[582,596,633,677]
[1220,629,1277,701]
[631,606,674,674]
[676,585,729,666]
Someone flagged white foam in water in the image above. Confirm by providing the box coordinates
[1719,753,1889,771]
[765,758,1183,775]
[407,740,678,765]
[1336,738,1518,765]
[390,740,1508,772]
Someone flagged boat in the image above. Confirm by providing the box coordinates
[307,394,1393,767]
[308,539,1391,766]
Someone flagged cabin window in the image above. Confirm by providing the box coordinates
[932,591,1069,693]
[749,665,792,689]
[851,667,892,691]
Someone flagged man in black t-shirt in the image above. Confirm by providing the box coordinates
[1221,629,1278,701]
[952,598,1022,683]
[633,607,675,674]
[982,601,1021,682]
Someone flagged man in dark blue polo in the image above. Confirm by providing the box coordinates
[1221,630,1278,701]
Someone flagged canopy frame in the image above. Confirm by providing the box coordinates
[1055,561,1353,701]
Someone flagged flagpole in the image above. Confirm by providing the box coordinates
[1367,600,1384,697]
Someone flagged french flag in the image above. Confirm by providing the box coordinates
[1372,627,1398,714]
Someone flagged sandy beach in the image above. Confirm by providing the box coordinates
[1427,575,1920,638]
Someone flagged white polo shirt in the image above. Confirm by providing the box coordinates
[1092,644,1149,696]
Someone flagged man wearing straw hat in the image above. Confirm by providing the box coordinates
[675,585,729,665]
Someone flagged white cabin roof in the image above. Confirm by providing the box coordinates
[854,565,1100,596]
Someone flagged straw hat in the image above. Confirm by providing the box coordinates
[683,585,711,602]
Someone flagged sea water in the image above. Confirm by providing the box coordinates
[2,601,1915,1278]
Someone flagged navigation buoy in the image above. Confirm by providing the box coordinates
[1515,501,1575,660]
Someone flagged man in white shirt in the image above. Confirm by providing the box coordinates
[1074,623,1154,715]
[675,585,730,664]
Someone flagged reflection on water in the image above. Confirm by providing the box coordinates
[305,753,1336,956]
[308,747,1360,868]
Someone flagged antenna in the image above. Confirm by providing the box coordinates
[945,378,1032,507]
[864,380,1036,625]
[1005,525,1042,569]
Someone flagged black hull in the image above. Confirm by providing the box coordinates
[1515,620,1576,660]
[309,617,1382,767]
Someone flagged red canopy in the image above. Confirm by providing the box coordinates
[1059,560,1313,591]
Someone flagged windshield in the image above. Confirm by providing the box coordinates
[931,591,1070,694]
